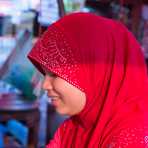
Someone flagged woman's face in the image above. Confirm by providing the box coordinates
[42,70,86,116]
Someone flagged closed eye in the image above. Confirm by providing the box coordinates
[42,67,57,78]
[47,71,57,77]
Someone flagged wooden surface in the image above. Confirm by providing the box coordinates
[0,93,40,147]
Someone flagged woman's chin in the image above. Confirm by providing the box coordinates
[55,108,70,116]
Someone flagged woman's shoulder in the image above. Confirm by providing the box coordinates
[46,118,72,148]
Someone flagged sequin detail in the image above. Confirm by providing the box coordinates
[108,127,148,148]
[29,24,84,92]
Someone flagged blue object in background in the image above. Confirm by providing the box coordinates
[0,132,4,148]
[0,123,8,147]
[7,119,29,146]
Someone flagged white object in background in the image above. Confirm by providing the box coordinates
[38,0,59,26]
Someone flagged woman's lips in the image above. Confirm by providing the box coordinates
[48,96,59,100]
[48,96,59,106]
[51,99,59,106]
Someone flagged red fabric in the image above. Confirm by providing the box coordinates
[28,13,148,147]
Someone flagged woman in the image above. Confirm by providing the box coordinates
[28,12,148,148]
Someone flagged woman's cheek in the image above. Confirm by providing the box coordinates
[53,78,67,96]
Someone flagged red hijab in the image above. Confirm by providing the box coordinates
[28,13,148,147]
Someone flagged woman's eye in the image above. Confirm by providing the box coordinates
[48,72,57,77]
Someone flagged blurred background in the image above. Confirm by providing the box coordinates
[0,0,148,147]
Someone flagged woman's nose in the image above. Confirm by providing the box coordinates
[42,75,53,91]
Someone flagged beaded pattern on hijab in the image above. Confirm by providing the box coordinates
[108,126,148,147]
[30,24,84,92]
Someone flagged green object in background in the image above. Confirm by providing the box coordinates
[63,0,85,13]
[3,64,36,101]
